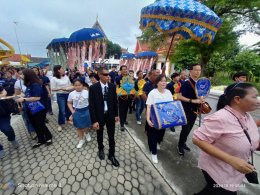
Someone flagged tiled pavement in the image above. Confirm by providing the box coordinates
[0,111,176,195]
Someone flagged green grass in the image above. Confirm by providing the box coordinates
[211,72,260,92]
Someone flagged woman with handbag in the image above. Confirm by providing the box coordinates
[17,69,52,149]
[67,79,92,149]
[146,74,173,164]
[193,82,260,195]
[14,68,37,140]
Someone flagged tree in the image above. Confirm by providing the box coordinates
[139,0,259,73]
[106,40,122,59]
[228,50,260,81]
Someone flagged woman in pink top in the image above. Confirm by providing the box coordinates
[193,83,260,195]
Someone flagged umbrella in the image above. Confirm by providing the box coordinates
[46,38,68,49]
[37,60,51,68]
[121,53,135,59]
[136,51,157,58]
[140,0,222,65]
[68,28,105,42]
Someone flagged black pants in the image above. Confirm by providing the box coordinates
[118,97,129,127]
[194,170,237,195]
[28,110,52,143]
[146,121,165,155]
[97,113,115,157]
[128,96,135,113]
[178,111,197,147]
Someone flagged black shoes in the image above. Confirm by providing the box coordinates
[183,144,191,152]
[177,144,191,156]
[170,127,175,132]
[177,146,185,156]
[120,126,125,131]
[32,142,44,149]
[98,150,105,160]
[46,139,52,146]
[108,156,120,167]
[98,150,120,167]
[125,121,128,125]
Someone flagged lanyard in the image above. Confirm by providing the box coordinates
[225,108,254,165]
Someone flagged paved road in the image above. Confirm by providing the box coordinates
[125,111,260,195]
[0,109,175,195]
[1,106,260,195]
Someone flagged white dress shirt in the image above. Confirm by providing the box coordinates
[100,81,108,112]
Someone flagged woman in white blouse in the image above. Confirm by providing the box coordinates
[51,65,74,131]
[146,74,173,163]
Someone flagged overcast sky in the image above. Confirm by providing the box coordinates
[1,0,259,57]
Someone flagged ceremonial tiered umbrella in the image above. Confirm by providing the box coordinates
[135,51,158,72]
[46,38,68,68]
[140,0,222,68]
[120,53,136,70]
[68,28,106,72]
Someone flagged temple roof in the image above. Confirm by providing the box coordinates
[92,19,107,39]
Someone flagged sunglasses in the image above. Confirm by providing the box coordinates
[102,73,109,76]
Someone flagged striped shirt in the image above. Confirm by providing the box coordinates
[193,105,259,192]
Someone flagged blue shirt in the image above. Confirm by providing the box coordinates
[115,75,123,87]
[180,77,198,113]
[40,76,50,98]
[166,81,175,95]
[4,78,16,96]
[109,71,117,84]
[143,80,155,96]
[25,83,43,99]
[0,78,6,88]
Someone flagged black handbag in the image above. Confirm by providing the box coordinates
[2,99,20,115]
[225,108,259,184]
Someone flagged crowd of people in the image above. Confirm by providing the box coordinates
[0,64,260,194]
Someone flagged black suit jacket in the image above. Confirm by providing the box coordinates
[89,82,118,125]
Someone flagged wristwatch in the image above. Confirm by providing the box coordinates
[189,99,192,103]
[23,98,26,102]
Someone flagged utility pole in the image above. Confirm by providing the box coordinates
[13,21,22,55]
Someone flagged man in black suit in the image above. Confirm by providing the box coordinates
[89,67,120,167]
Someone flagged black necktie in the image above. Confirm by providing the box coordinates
[104,86,108,102]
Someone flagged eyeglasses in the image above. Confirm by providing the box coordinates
[102,73,109,76]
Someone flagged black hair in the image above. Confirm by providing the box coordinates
[232,72,248,81]
[187,63,200,70]
[73,78,85,85]
[155,74,167,88]
[32,66,40,76]
[23,69,42,87]
[216,82,255,111]
[89,73,100,81]
[136,70,143,77]
[53,65,62,79]
[112,65,117,69]
[171,72,180,80]
[120,65,127,71]
[97,67,108,73]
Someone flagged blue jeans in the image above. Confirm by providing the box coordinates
[135,97,145,121]
[21,102,35,134]
[57,93,71,125]
[0,116,16,150]
[48,97,53,113]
